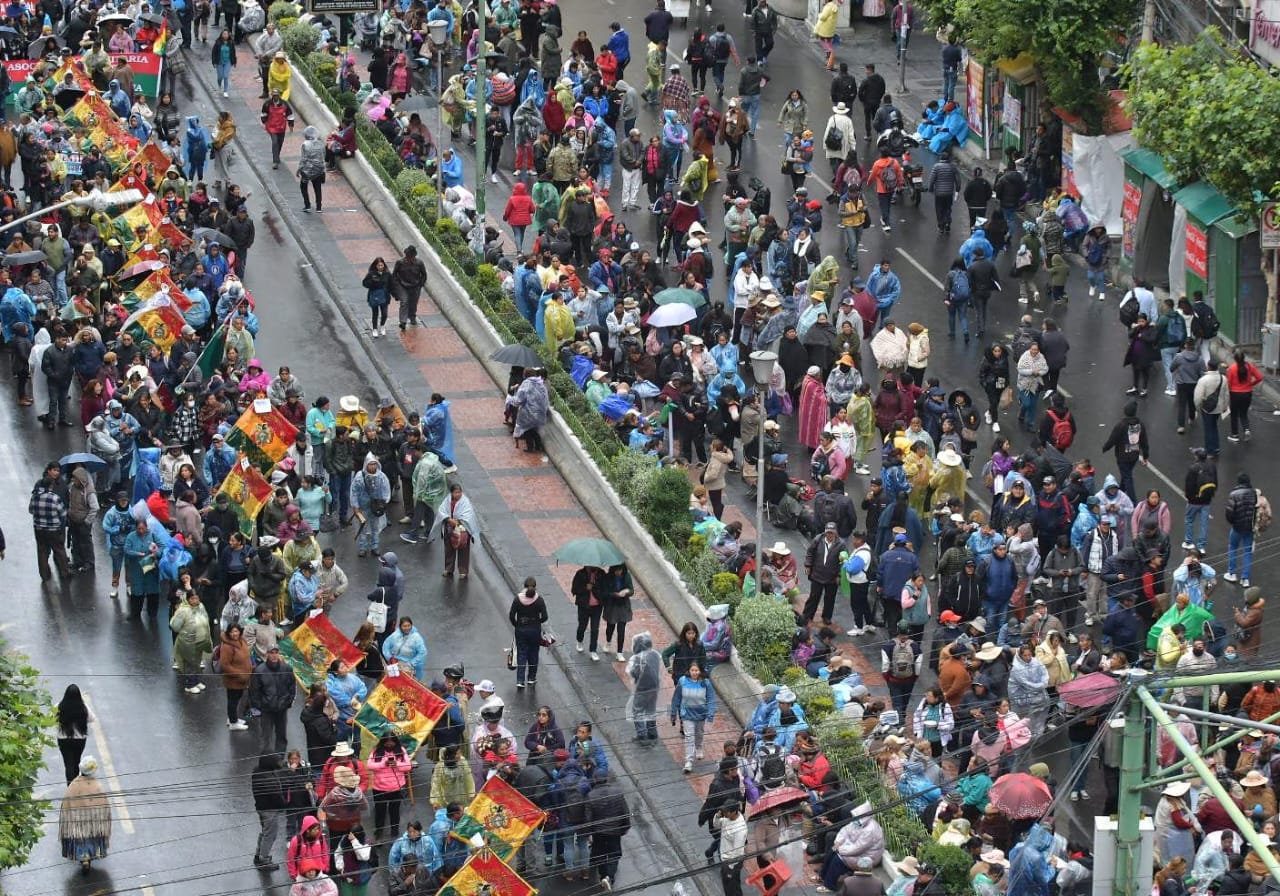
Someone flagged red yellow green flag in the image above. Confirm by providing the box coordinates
[438,850,536,896]
[214,452,273,538]
[449,776,546,861]
[225,398,299,473]
[152,19,169,56]
[121,294,188,351]
[278,613,365,690]
[354,672,448,754]
[129,269,190,310]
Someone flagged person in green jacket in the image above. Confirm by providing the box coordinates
[400,450,448,545]
[1046,251,1070,303]
[531,173,561,234]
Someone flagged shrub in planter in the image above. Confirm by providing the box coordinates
[917,842,974,894]
[396,168,433,195]
[277,16,298,28]
[734,597,797,683]
[334,90,358,114]
[269,1,299,22]
[711,572,744,608]
[474,263,501,292]
[640,466,693,542]
[677,545,730,609]
[778,669,835,722]
[280,21,319,57]
[608,450,659,509]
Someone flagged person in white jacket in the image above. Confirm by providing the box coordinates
[819,803,885,891]
[822,104,857,176]
[715,799,749,896]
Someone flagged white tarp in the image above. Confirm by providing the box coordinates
[1071,132,1134,238]
[1169,201,1188,300]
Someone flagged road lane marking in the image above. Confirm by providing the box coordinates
[82,695,134,835]
[894,247,944,290]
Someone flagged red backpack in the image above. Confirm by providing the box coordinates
[1047,409,1074,451]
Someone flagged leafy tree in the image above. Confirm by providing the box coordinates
[0,644,54,872]
[924,0,1139,128]
[1126,29,1280,216]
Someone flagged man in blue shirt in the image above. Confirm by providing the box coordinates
[877,533,919,636]
[606,22,631,80]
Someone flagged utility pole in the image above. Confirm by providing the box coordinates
[1141,0,1157,43]
[474,28,487,246]
[1110,668,1280,896]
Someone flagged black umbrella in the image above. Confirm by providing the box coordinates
[489,343,542,368]
[0,25,21,39]
[96,12,135,26]
[54,86,86,110]
[139,11,164,24]
[194,227,238,250]
[3,250,47,266]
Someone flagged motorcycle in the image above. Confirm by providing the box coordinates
[901,150,924,206]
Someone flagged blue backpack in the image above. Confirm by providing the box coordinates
[948,269,971,303]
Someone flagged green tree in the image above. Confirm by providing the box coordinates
[1126,29,1280,216]
[925,0,1138,128]
[0,643,54,871]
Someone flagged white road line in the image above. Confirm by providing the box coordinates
[82,695,134,835]
[894,247,944,290]
[1144,460,1182,496]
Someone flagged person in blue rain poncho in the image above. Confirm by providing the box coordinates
[896,759,941,817]
[764,686,809,751]
[106,79,132,118]
[422,394,456,469]
[381,616,428,680]
[184,115,211,181]
[705,356,745,407]
[0,285,36,341]
[1008,823,1057,896]
[709,331,739,371]
[927,101,969,155]
[131,447,162,504]
[960,226,994,268]
[661,109,689,176]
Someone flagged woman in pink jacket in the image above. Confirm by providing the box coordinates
[366,733,413,832]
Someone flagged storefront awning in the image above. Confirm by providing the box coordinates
[1122,148,1178,190]
[1215,215,1257,240]
[1173,181,1235,228]
[996,53,1038,85]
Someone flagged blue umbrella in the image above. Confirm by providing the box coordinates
[60,452,107,472]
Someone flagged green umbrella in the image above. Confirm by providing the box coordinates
[553,537,626,568]
[1146,602,1215,651]
[654,287,707,308]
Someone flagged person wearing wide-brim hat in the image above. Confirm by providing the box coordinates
[1154,779,1196,865]
[930,446,967,508]
[822,98,857,175]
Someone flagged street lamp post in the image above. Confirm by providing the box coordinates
[473,41,488,250]
[749,350,777,583]
[0,189,145,234]
[426,20,448,222]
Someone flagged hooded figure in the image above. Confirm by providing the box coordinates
[184,115,210,179]
[350,453,391,555]
[132,446,162,504]
[59,757,111,868]
[626,632,662,739]
[106,78,131,118]
[1008,823,1056,896]
[0,285,36,341]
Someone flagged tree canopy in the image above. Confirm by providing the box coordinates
[1126,29,1280,216]
[0,644,53,873]
[922,0,1138,128]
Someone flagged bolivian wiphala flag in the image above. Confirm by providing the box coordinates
[354,672,447,754]
[278,613,364,690]
[438,849,535,896]
[450,777,546,861]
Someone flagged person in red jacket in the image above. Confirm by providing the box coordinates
[260,88,296,169]
[286,815,329,879]
[795,733,831,795]
[1225,350,1265,442]
[502,182,536,253]
[315,741,366,800]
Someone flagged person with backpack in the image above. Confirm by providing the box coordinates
[1169,339,1206,435]
[880,623,922,716]
[1189,290,1220,363]
[1011,220,1042,304]
[706,25,740,98]
[942,258,971,342]
[822,102,857,177]
[868,149,903,232]
[1155,298,1187,396]
[1182,448,1216,553]
[1101,401,1149,502]
[1225,349,1265,443]
[1039,393,1076,454]
[1081,224,1109,300]
[1224,472,1261,587]
[1192,363,1229,458]
[1123,313,1160,397]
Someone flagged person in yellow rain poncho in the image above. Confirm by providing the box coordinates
[903,440,933,517]
[267,51,293,100]
[440,73,471,137]
[929,447,967,508]
[543,290,576,355]
[846,383,875,476]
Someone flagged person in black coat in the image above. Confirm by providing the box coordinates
[1123,314,1160,396]
[251,754,286,870]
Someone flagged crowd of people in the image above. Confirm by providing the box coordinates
[19,0,1280,894]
